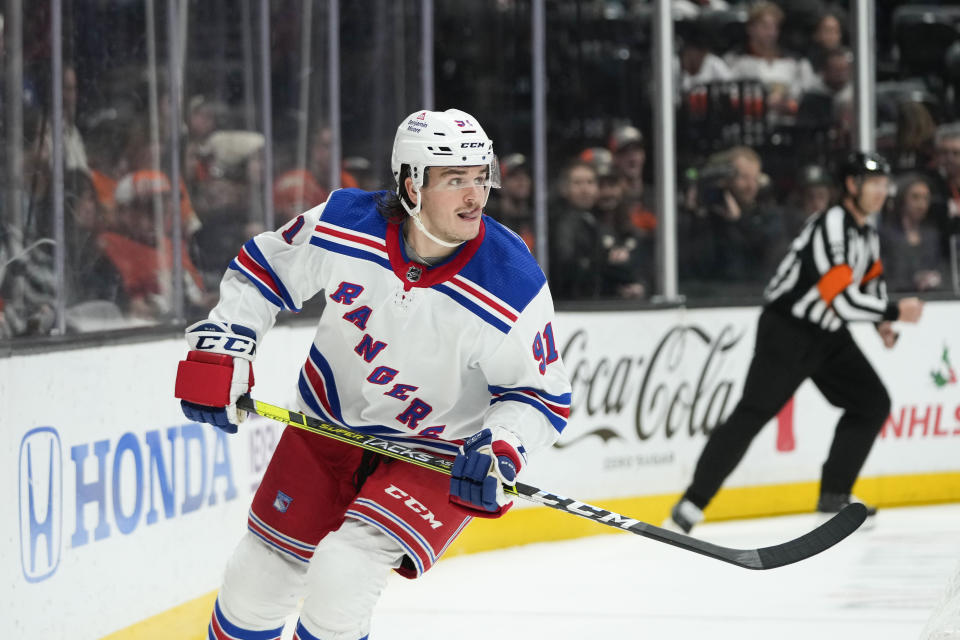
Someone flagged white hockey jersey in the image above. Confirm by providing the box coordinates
[207,188,571,458]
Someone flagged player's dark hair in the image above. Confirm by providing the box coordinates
[375,164,432,224]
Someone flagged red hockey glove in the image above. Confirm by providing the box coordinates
[175,320,257,433]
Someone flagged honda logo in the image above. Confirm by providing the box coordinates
[18,427,63,582]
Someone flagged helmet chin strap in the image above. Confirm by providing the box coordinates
[402,185,465,249]
[410,211,465,248]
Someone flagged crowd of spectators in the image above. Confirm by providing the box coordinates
[488,0,959,302]
[0,51,368,336]
[2,1,960,339]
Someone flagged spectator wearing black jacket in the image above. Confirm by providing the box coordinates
[680,146,787,293]
[549,160,604,300]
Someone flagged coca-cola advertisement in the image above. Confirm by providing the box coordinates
[524,305,960,505]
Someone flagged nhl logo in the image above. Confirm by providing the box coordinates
[406,265,422,282]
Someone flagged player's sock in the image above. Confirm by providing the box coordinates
[293,619,367,640]
[663,498,704,534]
[208,597,283,639]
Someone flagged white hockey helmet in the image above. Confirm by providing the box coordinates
[391,108,499,206]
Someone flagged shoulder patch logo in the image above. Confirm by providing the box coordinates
[273,491,293,513]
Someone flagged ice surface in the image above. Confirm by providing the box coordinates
[280,503,960,640]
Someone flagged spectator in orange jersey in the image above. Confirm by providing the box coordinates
[272,124,358,222]
[121,120,203,239]
[273,168,329,225]
[99,170,212,319]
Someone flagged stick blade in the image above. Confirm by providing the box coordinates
[750,502,868,570]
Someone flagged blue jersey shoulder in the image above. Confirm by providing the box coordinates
[320,188,390,238]
[460,215,547,312]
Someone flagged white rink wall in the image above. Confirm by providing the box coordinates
[3,302,959,638]
[2,325,313,638]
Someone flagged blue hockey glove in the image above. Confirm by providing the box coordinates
[450,427,525,518]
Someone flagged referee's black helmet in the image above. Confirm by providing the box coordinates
[839,151,891,190]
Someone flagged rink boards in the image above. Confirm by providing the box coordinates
[2,301,959,639]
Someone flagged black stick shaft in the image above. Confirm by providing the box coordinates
[236,395,867,570]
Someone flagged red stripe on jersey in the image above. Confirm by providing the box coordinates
[303,357,338,422]
[316,224,386,252]
[503,389,571,418]
[452,277,518,321]
[237,249,281,296]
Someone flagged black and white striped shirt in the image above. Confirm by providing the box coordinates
[764,204,899,331]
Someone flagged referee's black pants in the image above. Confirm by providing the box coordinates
[683,307,891,510]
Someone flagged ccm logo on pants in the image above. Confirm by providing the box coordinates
[384,485,443,529]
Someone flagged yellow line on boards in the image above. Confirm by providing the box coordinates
[100,591,216,640]
[101,471,960,638]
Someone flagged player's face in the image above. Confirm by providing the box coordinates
[417,165,489,243]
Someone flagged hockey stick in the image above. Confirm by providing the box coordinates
[236,395,867,570]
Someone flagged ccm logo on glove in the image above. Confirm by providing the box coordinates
[175,320,258,433]
[188,321,257,357]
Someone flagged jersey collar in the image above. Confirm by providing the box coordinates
[385,218,486,290]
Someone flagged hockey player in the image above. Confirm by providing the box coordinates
[174,108,571,640]
[666,151,924,534]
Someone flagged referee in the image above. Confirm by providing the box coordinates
[666,151,924,533]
